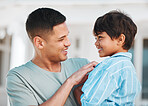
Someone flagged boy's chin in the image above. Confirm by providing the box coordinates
[99,55,104,57]
[99,54,108,57]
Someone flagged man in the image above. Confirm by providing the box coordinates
[6,8,97,106]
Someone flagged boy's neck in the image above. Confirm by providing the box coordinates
[113,49,128,55]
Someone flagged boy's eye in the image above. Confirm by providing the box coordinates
[95,37,97,40]
[98,36,103,40]
[98,36,102,39]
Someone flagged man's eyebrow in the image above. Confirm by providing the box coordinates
[58,32,69,39]
[58,34,69,39]
[59,35,66,39]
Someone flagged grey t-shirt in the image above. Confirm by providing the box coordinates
[7,58,89,106]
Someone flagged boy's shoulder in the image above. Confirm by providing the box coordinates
[104,52,132,64]
[98,52,133,74]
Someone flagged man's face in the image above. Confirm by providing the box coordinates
[42,22,71,62]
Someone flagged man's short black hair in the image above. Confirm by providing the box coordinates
[93,10,137,50]
[26,8,66,41]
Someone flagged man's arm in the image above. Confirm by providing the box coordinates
[39,61,97,106]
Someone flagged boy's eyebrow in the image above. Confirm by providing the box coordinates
[94,32,100,36]
[95,32,102,36]
[97,32,102,34]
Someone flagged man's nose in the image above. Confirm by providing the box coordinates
[65,37,71,47]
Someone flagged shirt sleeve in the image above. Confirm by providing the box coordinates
[81,71,119,105]
[7,73,38,106]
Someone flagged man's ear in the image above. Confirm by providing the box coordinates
[117,34,125,46]
[33,36,45,49]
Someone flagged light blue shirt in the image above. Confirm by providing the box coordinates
[7,58,89,106]
[81,52,141,106]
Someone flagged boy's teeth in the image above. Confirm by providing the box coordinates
[98,48,102,51]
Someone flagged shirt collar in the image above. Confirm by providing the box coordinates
[110,52,132,59]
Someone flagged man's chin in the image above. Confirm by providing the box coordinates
[61,56,68,62]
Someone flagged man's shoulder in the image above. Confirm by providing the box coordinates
[65,58,90,64]
[7,61,31,76]
[67,57,89,61]
[61,58,90,77]
[62,58,90,69]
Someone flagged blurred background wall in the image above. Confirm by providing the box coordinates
[0,0,148,105]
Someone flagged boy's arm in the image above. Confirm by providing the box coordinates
[81,73,118,105]
[74,75,88,106]
[74,85,83,106]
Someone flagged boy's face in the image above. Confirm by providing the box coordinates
[95,32,122,57]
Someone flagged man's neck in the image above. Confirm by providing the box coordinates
[32,56,61,72]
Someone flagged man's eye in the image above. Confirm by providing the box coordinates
[59,38,64,41]
[95,37,97,40]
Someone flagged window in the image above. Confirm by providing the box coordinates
[142,39,148,99]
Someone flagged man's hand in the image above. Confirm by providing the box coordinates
[40,61,98,106]
[69,61,98,86]
[72,61,98,105]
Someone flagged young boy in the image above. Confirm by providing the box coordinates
[74,10,141,105]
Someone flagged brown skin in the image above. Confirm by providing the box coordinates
[32,22,71,72]
[73,75,88,106]
[74,85,83,106]
[30,22,98,106]
[95,32,127,57]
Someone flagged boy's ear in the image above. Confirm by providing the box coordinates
[117,34,125,46]
[33,36,45,49]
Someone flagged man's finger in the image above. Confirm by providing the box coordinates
[83,61,98,69]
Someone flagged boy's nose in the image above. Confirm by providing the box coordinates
[95,40,99,46]
[95,41,100,48]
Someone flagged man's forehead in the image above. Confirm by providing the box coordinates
[52,23,69,35]
[48,30,69,39]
